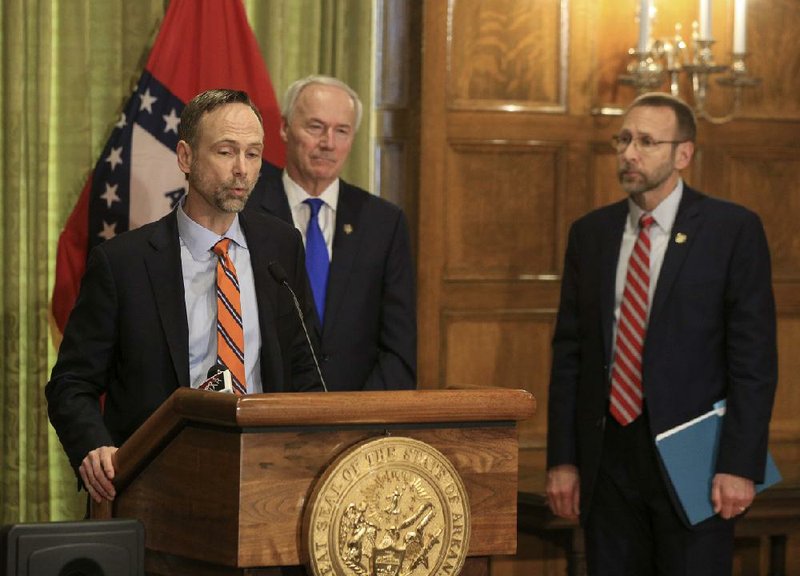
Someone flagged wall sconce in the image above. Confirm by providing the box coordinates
[618,0,759,124]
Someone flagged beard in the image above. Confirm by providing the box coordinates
[188,167,258,214]
[617,158,674,196]
[212,181,251,213]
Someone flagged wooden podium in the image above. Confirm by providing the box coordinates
[91,388,535,575]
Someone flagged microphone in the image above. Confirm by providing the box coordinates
[198,363,234,393]
[268,261,328,392]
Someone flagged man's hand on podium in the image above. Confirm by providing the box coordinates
[79,446,118,503]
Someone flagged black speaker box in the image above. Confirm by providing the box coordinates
[0,518,144,576]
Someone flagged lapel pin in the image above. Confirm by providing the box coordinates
[343,224,353,235]
[675,232,687,244]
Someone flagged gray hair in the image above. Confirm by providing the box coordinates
[281,75,363,131]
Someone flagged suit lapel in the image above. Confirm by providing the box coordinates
[601,202,629,367]
[144,211,191,389]
[255,172,293,222]
[240,211,279,330]
[240,211,282,388]
[323,183,366,339]
[649,187,704,326]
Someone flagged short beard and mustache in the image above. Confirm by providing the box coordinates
[189,167,258,214]
[214,179,254,213]
[617,158,674,196]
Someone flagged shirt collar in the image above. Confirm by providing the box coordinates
[282,171,340,211]
[626,178,684,233]
[176,199,248,260]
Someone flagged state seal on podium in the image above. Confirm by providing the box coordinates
[303,436,471,576]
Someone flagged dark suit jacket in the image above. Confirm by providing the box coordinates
[245,169,416,391]
[46,208,322,473]
[547,185,778,524]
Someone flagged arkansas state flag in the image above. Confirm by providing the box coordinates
[51,0,284,332]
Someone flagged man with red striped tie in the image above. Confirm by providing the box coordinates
[546,93,777,575]
[46,90,323,504]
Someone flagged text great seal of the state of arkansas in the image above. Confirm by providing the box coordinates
[304,436,471,576]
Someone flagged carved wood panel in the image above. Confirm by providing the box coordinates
[442,310,555,448]
[590,144,624,209]
[447,0,568,111]
[445,141,565,280]
[722,149,800,281]
[772,317,800,440]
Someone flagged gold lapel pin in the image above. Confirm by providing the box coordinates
[343,224,353,235]
[675,232,687,244]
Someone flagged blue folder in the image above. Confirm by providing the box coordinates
[654,400,781,525]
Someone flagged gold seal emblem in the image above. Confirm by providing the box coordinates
[304,436,470,576]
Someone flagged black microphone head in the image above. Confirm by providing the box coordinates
[207,363,226,378]
[268,261,289,284]
[200,363,229,392]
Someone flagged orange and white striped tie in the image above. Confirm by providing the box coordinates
[212,238,246,395]
[609,214,654,425]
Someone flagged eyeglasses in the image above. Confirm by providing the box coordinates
[611,133,687,154]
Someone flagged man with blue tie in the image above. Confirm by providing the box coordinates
[546,93,777,575]
[246,75,416,392]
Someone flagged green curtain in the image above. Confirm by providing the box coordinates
[244,0,374,189]
[0,0,374,525]
[1,0,54,525]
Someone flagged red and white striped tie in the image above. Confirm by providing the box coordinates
[609,214,655,425]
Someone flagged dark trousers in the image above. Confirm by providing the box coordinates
[585,413,735,576]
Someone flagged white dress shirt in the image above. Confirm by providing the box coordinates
[176,202,263,393]
[283,171,339,260]
[612,179,684,346]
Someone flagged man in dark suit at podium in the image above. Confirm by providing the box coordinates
[46,89,322,504]
[245,75,416,392]
[546,92,778,574]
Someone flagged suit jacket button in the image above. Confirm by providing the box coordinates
[321,354,329,362]
[596,417,605,429]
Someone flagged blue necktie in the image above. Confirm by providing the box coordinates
[304,198,329,323]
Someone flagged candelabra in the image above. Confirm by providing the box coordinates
[619,22,760,124]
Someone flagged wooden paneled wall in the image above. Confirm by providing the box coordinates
[406,0,800,574]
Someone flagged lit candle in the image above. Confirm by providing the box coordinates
[733,0,747,53]
[699,0,712,40]
[638,0,652,53]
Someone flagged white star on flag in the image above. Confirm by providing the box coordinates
[98,221,117,241]
[139,89,158,113]
[105,147,123,171]
[100,183,121,208]
[163,108,180,134]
